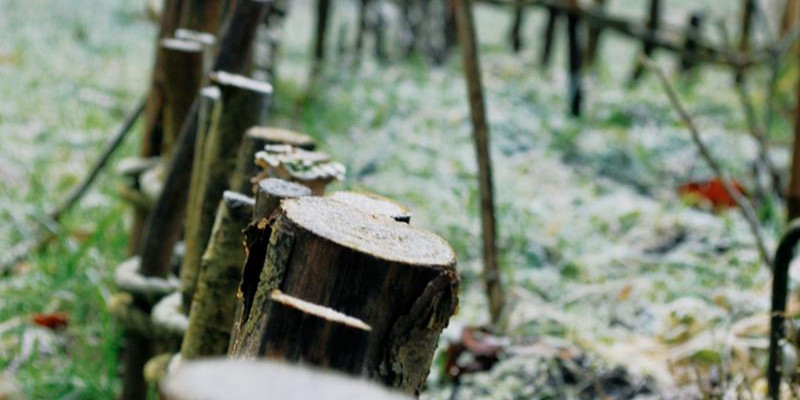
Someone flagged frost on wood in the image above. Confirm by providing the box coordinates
[254,145,345,195]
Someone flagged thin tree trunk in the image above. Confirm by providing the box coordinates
[312,0,331,76]
[585,0,607,68]
[539,5,559,67]
[566,0,583,117]
[508,1,525,53]
[787,57,800,221]
[454,0,505,324]
[628,0,661,85]
[679,12,705,73]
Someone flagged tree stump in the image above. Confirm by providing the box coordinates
[180,192,254,360]
[229,197,459,394]
[162,359,412,400]
[328,191,411,223]
[230,127,316,195]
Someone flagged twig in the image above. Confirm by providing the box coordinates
[50,98,145,221]
[643,57,773,268]
[0,98,145,275]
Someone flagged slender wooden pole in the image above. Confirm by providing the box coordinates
[454,0,505,324]
[566,0,583,117]
[539,5,559,67]
[312,0,332,76]
[180,73,272,312]
[584,0,607,68]
[679,12,705,73]
[787,57,800,221]
[161,38,205,159]
[180,192,254,359]
[628,0,661,85]
[508,0,525,53]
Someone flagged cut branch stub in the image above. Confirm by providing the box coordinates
[230,127,316,195]
[328,191,412,223]
[162,359,412,400]
[230,197,459,394]
[181,191,254,360]
[180,71,272,313]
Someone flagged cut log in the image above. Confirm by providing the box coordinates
[162,359,412,400]
[180,72,272,312]
[230,127,316,195]
[328,191,411,223]
[162,38,205,158]
[229,197,459,394]
[181,192,254,360]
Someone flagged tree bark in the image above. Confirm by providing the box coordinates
[180,72,272,312]
[229,197,459,394]
[230,127,316,195]
[454,0,505,324]
[328,191,411,223]
[162,359,412,400]
[162,39,205,159]
[180,192,254,359]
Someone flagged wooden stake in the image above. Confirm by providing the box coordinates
[679,12,705,73]
[179,0,227,33]
[585,0,607,68]
[180,72,272,312]
[229,197,459,394]
[539,5,560,67]
[162,359,412,400]
[162,39,205,158]
[508,0,525,53]
[180,192,254,359]
[230,127,316,195]
[312,0,332,76]
[455,0,505,325]
[787,55,800,221]
[628,0,661,85]
[566,0,583,117]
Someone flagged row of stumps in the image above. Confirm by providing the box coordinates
[113,10,460,396]
[119,120,460,398]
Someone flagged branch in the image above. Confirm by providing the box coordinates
[643,57,773,267]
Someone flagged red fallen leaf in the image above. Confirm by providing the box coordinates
[677,177,746,209]
[32,312,69,330]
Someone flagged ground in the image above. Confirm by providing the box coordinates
[0,0,796,398]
